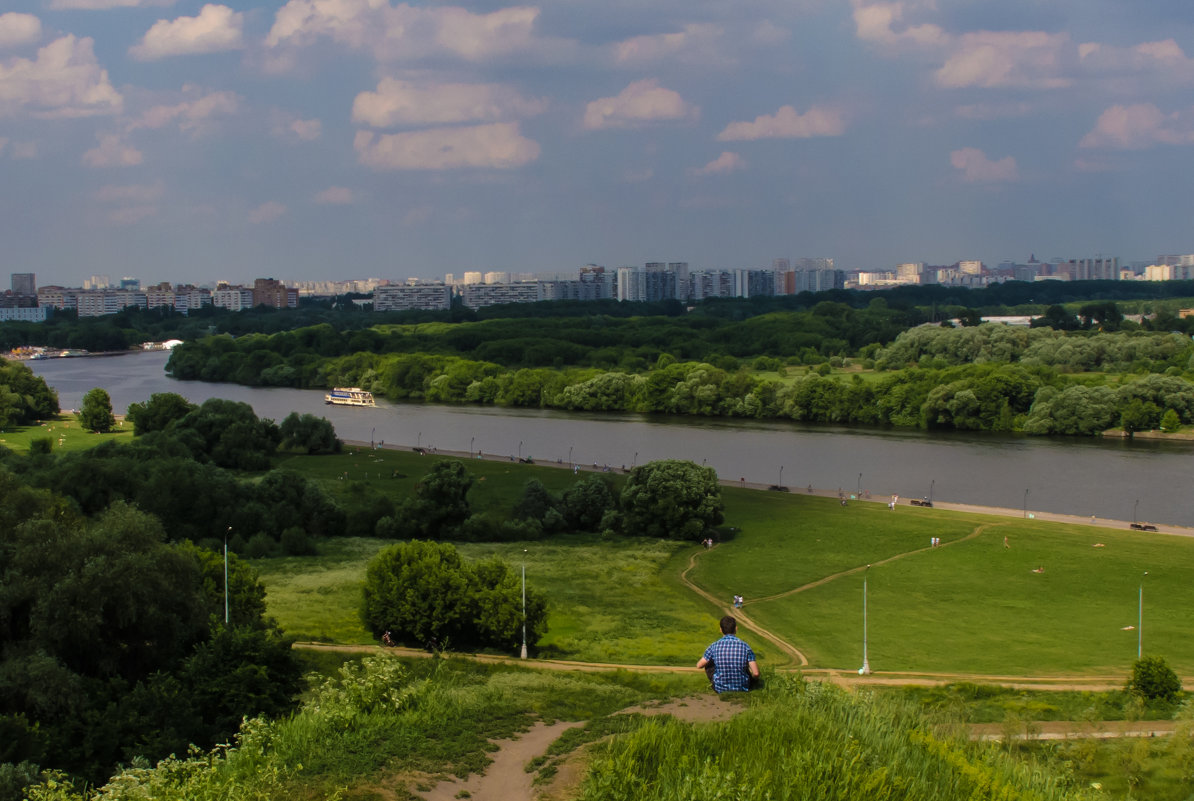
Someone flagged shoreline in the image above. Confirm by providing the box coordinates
[341,439,1194,538]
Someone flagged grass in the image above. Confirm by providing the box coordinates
[0,413,133,453]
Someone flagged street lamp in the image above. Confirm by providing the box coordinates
[1023,488,1030,519]
[929,479,935,504]
[520,550,528,659]
[857,472,862,496]
[568,445,573,468]
[470,436,475,458]
[371,427,375,449]
[779,465,784,488]
[417,431,422,448]
[860,564,871,675]
[633,451,638,468]
[1139,571,1149,659]
[1134,499,1140,525]
[224,526,231,625]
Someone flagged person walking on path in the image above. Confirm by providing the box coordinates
[697,615,760,693]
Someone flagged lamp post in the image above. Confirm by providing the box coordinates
[929,479,935,504]
[857,472,862,497]
[1139,571,1148,659]
[1134,499,1140,525]
[371,427,375,449]
[779,465,784,488]
[520,550,528,659]
[1023,488,1030,519]
[860,564,871,675]
[518,440,523,460]
[470,436,475,458]
[568,445,573,468]
[633,451,638,468]
[417,431,422,448]
[224,526,231,625]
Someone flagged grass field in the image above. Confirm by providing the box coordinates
[265,448,1194,678]
[0,413,133,453]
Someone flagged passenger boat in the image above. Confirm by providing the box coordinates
[324,387,376,407]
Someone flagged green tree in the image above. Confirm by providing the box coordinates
[561,475,617,531]
[279,412,341,454]
[126,392,196,436]
[1127,655,1182,704]
[78,387,115,433]
[395,460,474,539]
[1161,408,1182,431]
[620,460,723,540]
[360,540,546,651]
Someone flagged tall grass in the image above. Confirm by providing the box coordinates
[578,678,1098,801]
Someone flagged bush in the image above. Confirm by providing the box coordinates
[620,460,723,540]
[29,437,52,455]
[280,527,317,556]
[244,532,279,559]
[1127,655,1182,703]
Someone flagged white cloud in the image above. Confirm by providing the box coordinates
[266,1,548,65]
[248,201,287,224]
[10,140,36,158]
[936,31,1070,89]
[129,86,239,133]
[129,4,244,61]
[1079,103,1194,150]
[0,14,42,49]
[851,1,946,49]
[82,133,143,167]
[0,35,122,118]
[949,147,1018,183]
[49,0,173,9]
[355,122,540,170]
[352,78,546,128]
[690,151,746,176]
[613,23,721,65]
[955,102,1032,120]
[583,79,697,130]
[108,205,159,224]
[752,21,790,46]
[313,186,354,204]
[717,105,844,141]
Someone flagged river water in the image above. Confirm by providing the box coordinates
[28,350,1194,527]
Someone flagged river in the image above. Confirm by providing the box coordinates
[27,350,1194,527]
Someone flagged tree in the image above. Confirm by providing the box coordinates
[620,460,724,540]
[395,460,474,539]
[360,540,546,651]
[78,387,115,433]
[126,392,196,436]
[1161,408,1182,431]
[279,412,341,454]
[1127,655,1182,704]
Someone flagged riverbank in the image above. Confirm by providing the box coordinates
[342,439,1194,539]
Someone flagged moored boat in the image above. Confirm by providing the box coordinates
[325,387,376,407]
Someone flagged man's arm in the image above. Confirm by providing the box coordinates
[748,659,759,678]
[697,656,710,669]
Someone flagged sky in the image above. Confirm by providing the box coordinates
[3,0,1194,287]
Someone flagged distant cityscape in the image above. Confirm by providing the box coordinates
[4,253,1194,321]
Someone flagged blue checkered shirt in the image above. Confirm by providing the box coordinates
[703,635,756,692]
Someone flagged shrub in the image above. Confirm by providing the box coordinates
[244,532,279,559]
[1127,655,1182,703]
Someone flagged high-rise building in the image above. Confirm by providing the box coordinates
[252,278,299,308]
[11,273,35,296]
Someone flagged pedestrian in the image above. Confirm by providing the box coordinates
[697,616,760,693]
[1004,536,1009,549]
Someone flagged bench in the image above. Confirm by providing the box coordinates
[1130,523,1158,532]
[909,498,933,507]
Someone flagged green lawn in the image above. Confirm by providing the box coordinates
[262,450,1194,678]
[0,413,133,453]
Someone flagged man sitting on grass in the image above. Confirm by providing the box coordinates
[697,615,760,693]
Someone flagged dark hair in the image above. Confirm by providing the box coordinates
[719,615,737,635]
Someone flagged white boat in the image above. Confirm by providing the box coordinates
[324,387,376,407]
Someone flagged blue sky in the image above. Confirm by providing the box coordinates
[2,0,1193,287]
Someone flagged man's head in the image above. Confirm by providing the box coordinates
[719,615,737,635]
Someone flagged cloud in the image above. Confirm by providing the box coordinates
[621,167,653,184]
[271,113,322,141]
[108,205,159,224]
[583,79,697,130]
[10,140,36,158]
[935,31,1070,89]
[82,134,143,167]
[0,35,122,118]
[248,201,287,224]
[690,151,746,176]
[0,13,42,49]
[49,0,173,9]
[354,122,540,169]
[1079,103,1194,149]
[129,4,244,60]
[752,21,790,46]
[352,78,547,128]
[717,105,844,141]
[266,1,549,65]
[949,147,1018,183]
[851,1,946,49]
[313,186,354,204]
[955,102,1032,120]
[128,86,238,133]
[613,23,722,65]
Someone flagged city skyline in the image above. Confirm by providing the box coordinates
[2,1,1193,286]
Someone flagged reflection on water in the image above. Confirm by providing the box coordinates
[29,350,1194,527]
